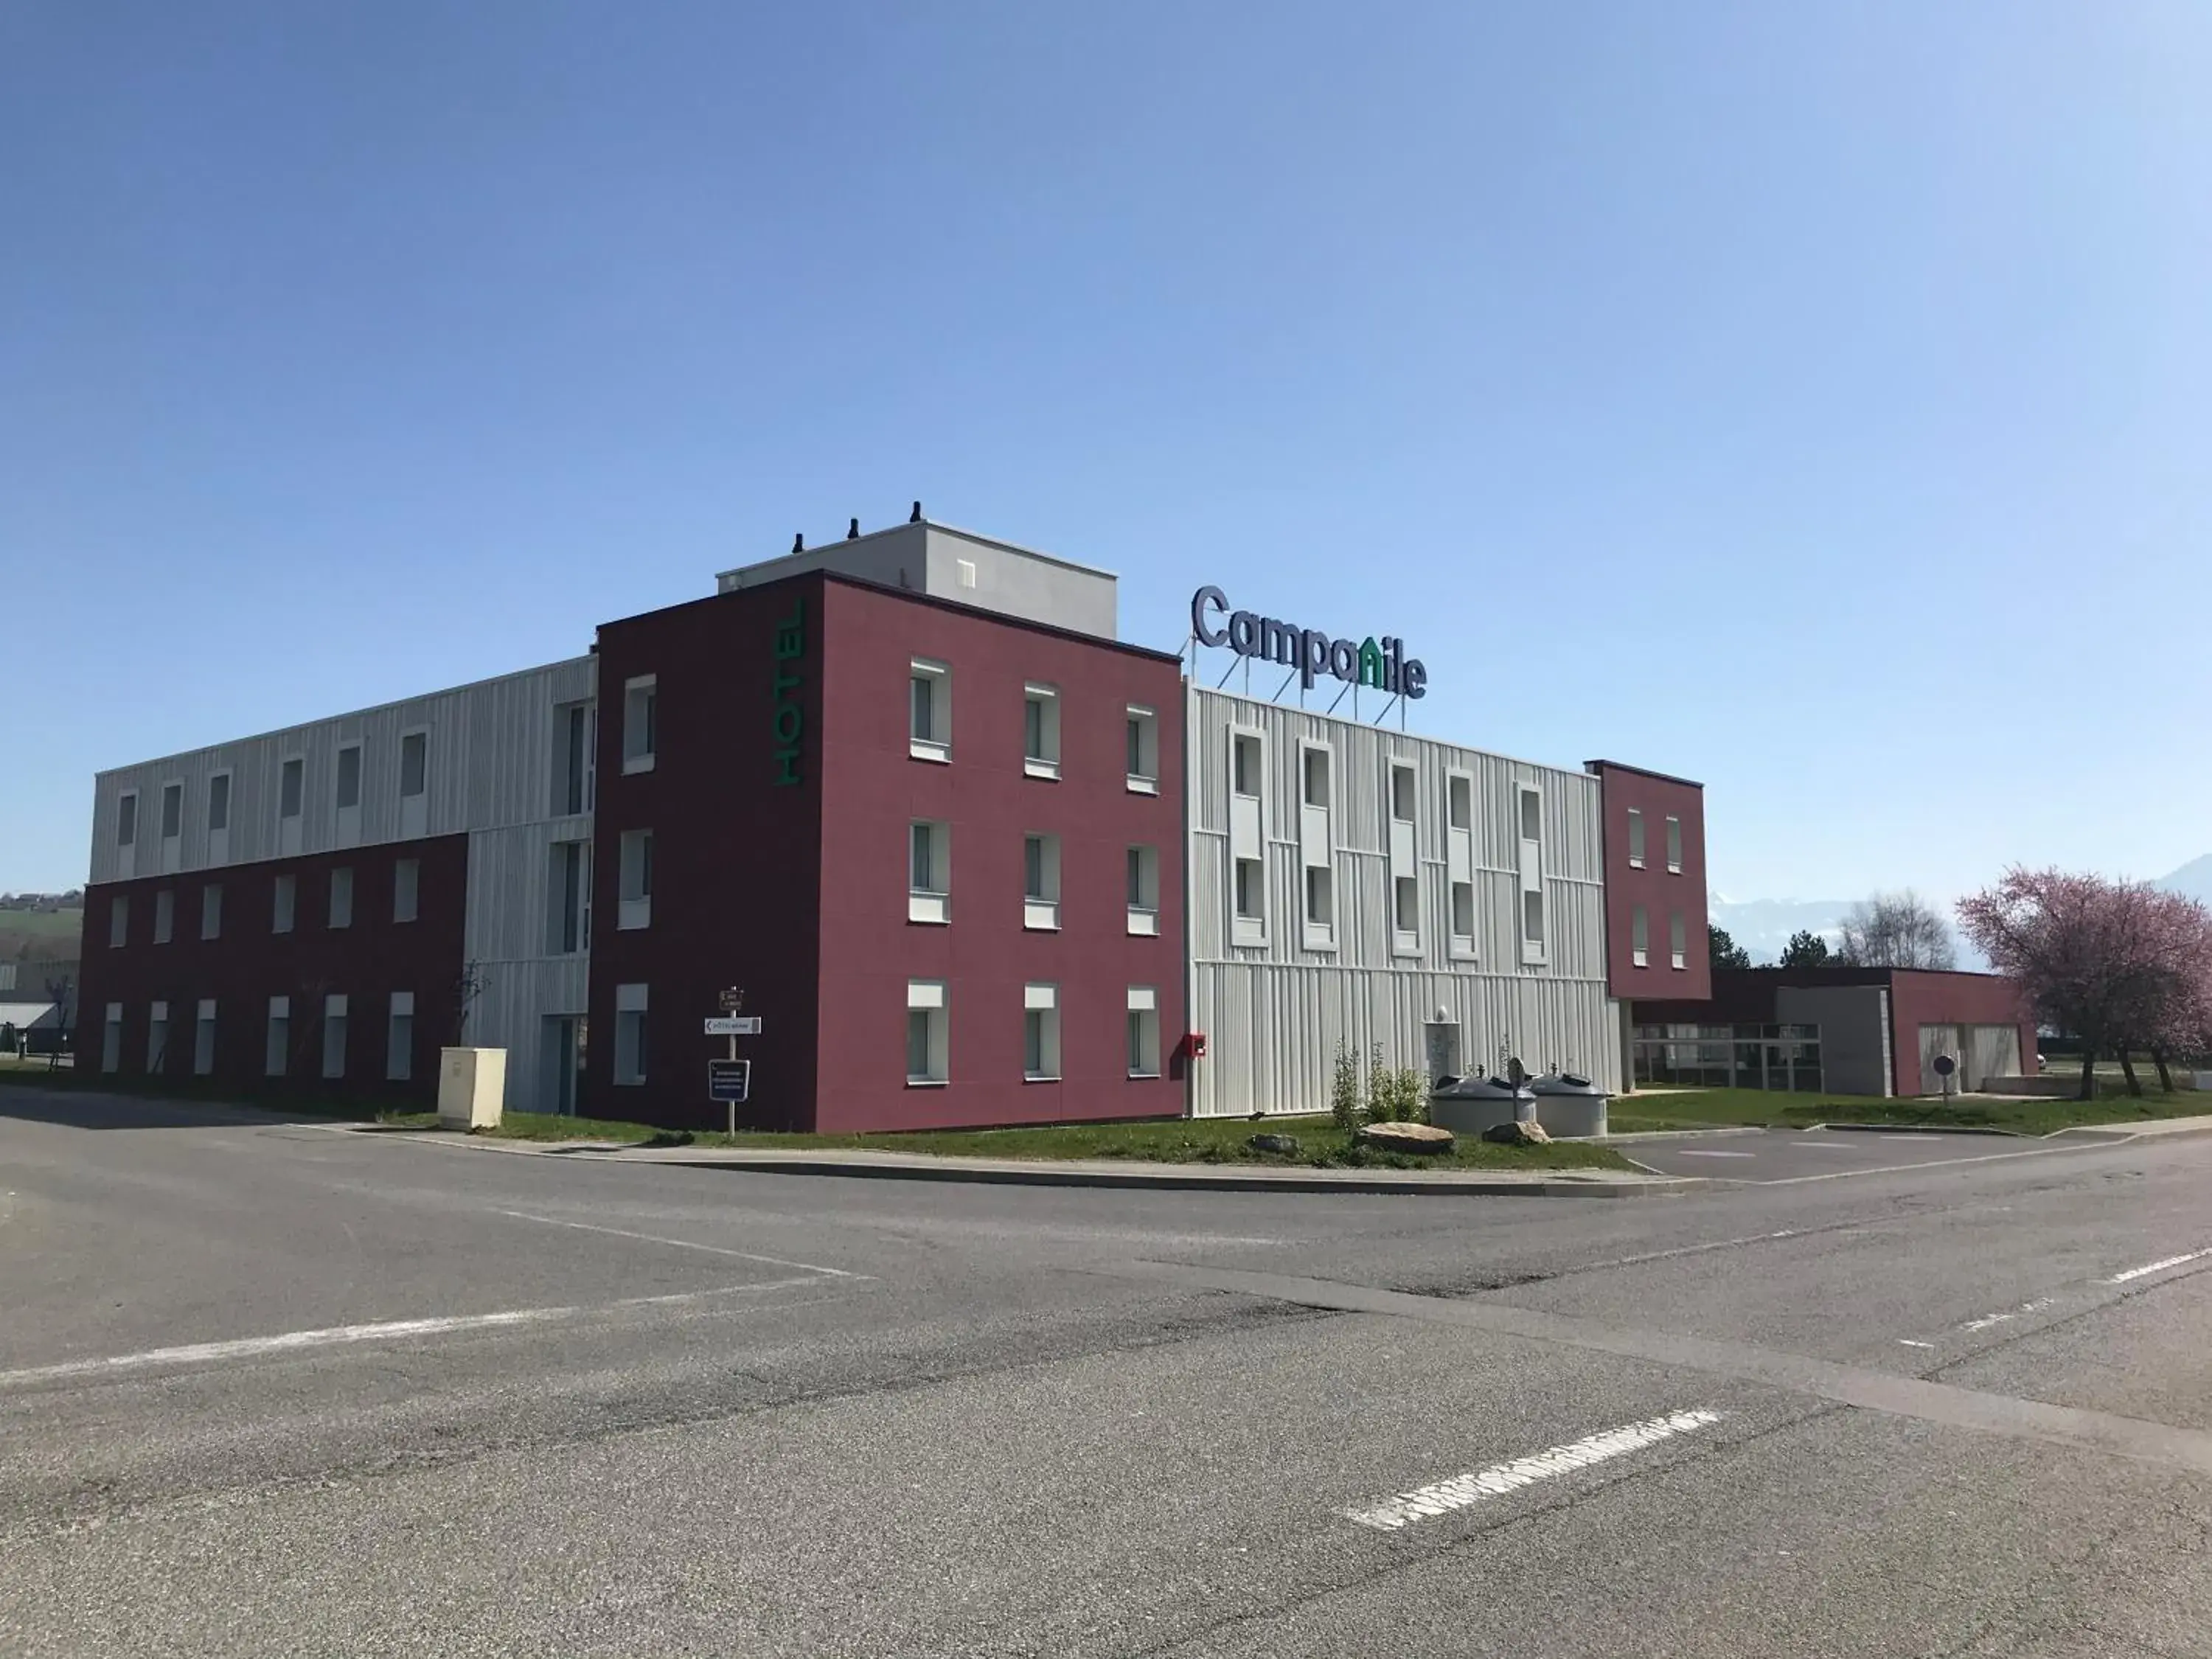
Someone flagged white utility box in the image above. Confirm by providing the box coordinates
[437,1046,507,1131]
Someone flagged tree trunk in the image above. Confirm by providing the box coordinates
[2078,1043,2098,1101]
[2118,1051,2143,1097]
[2151,1048,2174,1094]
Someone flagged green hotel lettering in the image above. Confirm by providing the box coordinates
[1356,637,1385,689]
[771,597,806,786]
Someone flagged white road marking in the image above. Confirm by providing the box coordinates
[2104,1250,2212,1285]
[1343,1408,1723,1531]
[493,1210,865,1277]
[0,1278,830,1390]
[1961,1297,2055,1333]
[1674,1150,1757,1159]
[1898,1340,1935,1349]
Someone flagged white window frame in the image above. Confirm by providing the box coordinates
[328,866,355,931]
[102,1002,123,1073]
[265,996,291,1078]
[905,979,948,1085]
[393,857,420,924]
[1516,784,1546,966]
[321,993,347,1080]
[153,889,174,945]
[1124,704,1158,794]
[1022,684,1061,781]
[193,999,216,1077]
[159,779,184,872]
[147,1000,170,1072]
[1298,740,1337,953]
[1627,807,1646,870]
[114,789,139,880]
[108,893,128,948]
[554,700,596,817]
[1632,904,1649,969]
[1449,878,1475,955]
[277,754,305,856]
[1227,726,1267,948]
[272,872,296,935]
[1126,844,1159,936]
[1126,986,1161,1079]
[909,659,951,763]
[206,769,232,865]
[908,820,950,925]
[398,726,430,839]
[614,982,649,1085]
[622,676,658,774]
[1666,815,1683,875]
[1671,911,1688,971]
[201,883,222,941]
[1023,983,1061,1082]
[387,991,415,1082]
[1522,888,1547,961]
[618,830,653,930]
[333,742,364,847]
[1388,761,1419,957]
[1023,832,1061,931]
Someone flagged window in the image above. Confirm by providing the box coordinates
[279,757,305,856]
[1023,984,1060,1081]
[387,991,414,1082]
[321,994,347,1080]
[549,841,590,952]
[147,1001,170,1072]
[1126,986,1161,1078]
[393,858,420,924]
[1523,889,1545,947]
[555,702,594,815]
[1303,748,1330,808]
[153,889,174,945]
[1306,865,1334,928]
[335,743,363,846]
[193,1000,216,1077]
[1448,775,1472,831]
[328,866,354,930]
[1125,705,1158,793]
[614,983,649,1085]
[1394,874,1419,933]
[1671,911,1687,970]
[116,791,139,849]
[1520,788,1542,844]
[265,996,291,1077]
[617,830,653,930]
[1391,765,1415,823]
[102,1003,122,1073]
[1666,815,1683,874]
[399,730,428,837]
[201,883,222,940]
[160,782,183,841]
[108,894,129,949]
[1127,844,1160,936]
[906,979,947,1084]
[208,773,231,833]
[272,873,296,934]
[1232,732,1261,798]
[909,660,950,761]
[1450,881,1475,945]
[1234,858,1264,924]
[908,821,949,924]
[1023,684,1060,779]
[1627,808,1646,869]
[622,676,658,773]
[1023,833,1061,930]
[1632,904,1649,968]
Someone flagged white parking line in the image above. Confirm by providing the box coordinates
[0,1279,830,1390]
[1674,1150,1757,1159]
[1343,1409,1723,1531]
[2105,1249,2212,1285]
[494,1210,864,1277]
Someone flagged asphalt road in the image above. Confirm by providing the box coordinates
[1622,1126,2100,1183]
[4,1085,2210,1658]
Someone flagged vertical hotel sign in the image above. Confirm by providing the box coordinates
[771,597,806,785]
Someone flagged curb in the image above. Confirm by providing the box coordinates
[655,1155,1708,1197]
[1814,1122,2025,1138]
[1601,1125,1770,1144]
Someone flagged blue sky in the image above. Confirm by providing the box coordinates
[4,2,2207,901]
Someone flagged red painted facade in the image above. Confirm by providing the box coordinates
[1586,760,1710,1004]
[70,835,467,1101]
[584,571,1186,1134]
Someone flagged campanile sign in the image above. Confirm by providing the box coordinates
[1189,585,1427,700]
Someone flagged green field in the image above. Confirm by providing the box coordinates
[1610,1087,2203,1137]
[0,909,86,950]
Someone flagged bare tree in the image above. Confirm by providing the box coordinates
[451,961,489,1046]
[1837,890,1957,970]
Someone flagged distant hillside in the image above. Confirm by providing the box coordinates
[2155,855,2212,905]
[0,908,85,959]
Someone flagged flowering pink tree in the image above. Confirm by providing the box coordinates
[1958,870,2212,1099]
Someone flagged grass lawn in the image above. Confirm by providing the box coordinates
[377,1107,1637,1172]
[1610,1087,2205,1137]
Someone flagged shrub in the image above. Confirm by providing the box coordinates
[1329,1044,1362,1135]
[1388,1067,1431,1124]
[1366,1043,1391,1122]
